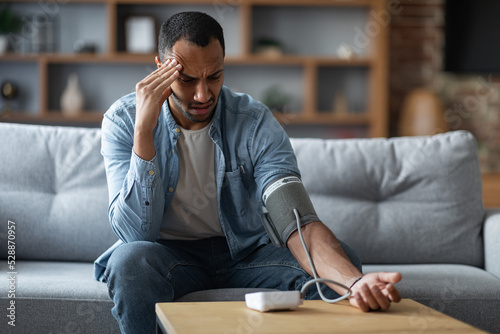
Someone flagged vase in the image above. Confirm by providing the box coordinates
[399,88,448,136]
[60,73,84,117]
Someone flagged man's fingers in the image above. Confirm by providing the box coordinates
[380,283,402,303]
[355,283,396,311]
[350,293,370,312]
[386,283,402,303]
[359,284,381,310]
[371,285,391,310]
[140,59,173,86]
[150,62,182,91]
[349,272,403,313]
[136,64,180,106]
[140,59,179,89]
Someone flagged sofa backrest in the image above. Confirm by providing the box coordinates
[0,124,485,267]
[0,123,117,262]
[290,131,485,267]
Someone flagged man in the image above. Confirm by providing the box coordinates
[94,11,402,334]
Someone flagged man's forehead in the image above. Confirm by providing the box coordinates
[169,55,223,77]
[165,39,224,76]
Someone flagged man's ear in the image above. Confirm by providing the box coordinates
[155,56,162,68]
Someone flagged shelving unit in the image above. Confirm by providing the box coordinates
[0,0,389,138]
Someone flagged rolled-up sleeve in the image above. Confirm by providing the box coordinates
[250,106,301,203]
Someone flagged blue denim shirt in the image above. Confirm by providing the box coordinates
[93,86,300,281]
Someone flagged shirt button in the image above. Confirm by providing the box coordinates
[145,201,150,206]
[175,128,180,133]
[172,149,175,154]
[169,187,174,192]
[148,170,155,175]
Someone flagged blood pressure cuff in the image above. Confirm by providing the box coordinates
[261,176,321,247]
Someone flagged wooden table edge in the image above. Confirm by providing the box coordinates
[155,298,486,334]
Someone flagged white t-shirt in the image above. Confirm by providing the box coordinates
[159,124,224,240]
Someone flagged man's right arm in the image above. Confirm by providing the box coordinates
[101,113,166,243]
[101,59,181,243]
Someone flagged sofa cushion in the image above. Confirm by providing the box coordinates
[0,261,118,334]
[0,123,117,262]
[0,261,273,334]
[290,131,485,266]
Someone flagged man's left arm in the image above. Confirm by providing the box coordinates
[287,221,402,311]
[249,107,402,311]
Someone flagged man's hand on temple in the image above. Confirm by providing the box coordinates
[133,58,182,161]
[348,272,402,312]
[135,58,181,133]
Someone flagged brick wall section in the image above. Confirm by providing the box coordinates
[437,75,500,172]
[389,0,444,136]
[389,0,500,172]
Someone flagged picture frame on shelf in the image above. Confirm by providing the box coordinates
[124,15,157,54]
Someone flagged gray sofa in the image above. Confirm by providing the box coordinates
[1,122,499,334]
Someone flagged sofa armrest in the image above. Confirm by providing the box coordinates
[484,209,500,278]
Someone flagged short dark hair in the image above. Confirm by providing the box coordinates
[158,11,225,62]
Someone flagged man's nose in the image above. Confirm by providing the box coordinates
[194,80,210,103]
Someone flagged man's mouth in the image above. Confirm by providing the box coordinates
[190,100,214,116]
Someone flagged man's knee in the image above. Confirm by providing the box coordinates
[111,240,158,261]
[108,241,157,267]
[105,241,162,283]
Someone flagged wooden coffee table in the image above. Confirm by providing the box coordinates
[156,299,485,333]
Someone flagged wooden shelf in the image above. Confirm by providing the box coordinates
[1,112,104,124]
[2,0,105,2]
[227,55,372,66]
[114,0,223,4]
[245,0,378,6]
[271,112,370,125]
[1,53,372,65]
[1,0,389,137]
[0,53,149,63]
[1,0,381,7]
[0,54,40,61]
[112,0,377,4]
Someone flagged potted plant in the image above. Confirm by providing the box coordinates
[0,5,22,54]
[261,85,291,113]
[255,37,283,57]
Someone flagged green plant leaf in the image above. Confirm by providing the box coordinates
[0,5,22,35]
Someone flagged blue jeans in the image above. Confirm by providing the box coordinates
[104,237,362,334]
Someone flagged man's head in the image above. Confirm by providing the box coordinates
[158,11,225,63]
[157,12,225,130]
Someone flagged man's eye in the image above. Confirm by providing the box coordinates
[179,77,194,83]
[210,76,221,81]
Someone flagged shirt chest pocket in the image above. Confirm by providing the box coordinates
[221,166,253,217]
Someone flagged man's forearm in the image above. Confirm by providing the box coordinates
[287,221,362,295]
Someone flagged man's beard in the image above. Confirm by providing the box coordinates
[170,90,216,124]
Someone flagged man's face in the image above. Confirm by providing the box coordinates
[158,38,224,130]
